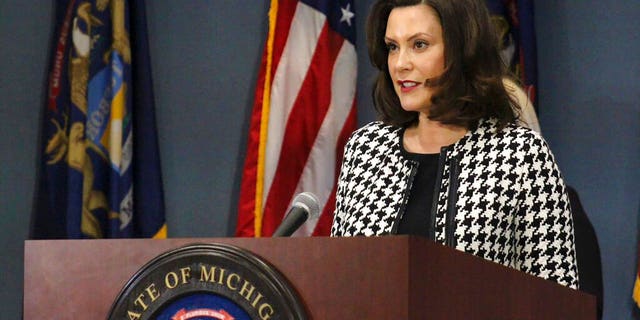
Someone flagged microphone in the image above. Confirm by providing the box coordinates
[272,192,320,237]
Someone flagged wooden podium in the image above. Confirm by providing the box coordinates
[24,236,595,319]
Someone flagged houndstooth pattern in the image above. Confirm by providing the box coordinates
[331,119,579,289]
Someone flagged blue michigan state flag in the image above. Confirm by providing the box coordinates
[485,0,538,107]
[33,0,166,239]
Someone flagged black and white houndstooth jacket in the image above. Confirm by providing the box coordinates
[331,118,579,289]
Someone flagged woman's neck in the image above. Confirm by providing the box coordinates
[403,115,468,154]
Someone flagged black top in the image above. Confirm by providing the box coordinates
[397,136,440,237]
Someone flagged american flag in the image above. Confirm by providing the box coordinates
[236,0,357,237]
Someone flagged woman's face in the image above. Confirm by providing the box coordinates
[385,4,445,114]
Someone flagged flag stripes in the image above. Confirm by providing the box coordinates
[237,0,356,237]
[263,21,346,235]
[263,3,327,197]
[293,42,357,235]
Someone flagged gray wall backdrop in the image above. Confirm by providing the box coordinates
[1,1,639,319]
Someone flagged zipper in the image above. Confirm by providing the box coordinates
[445,155,461,248]
[390,160,419,234]
[428,146,449,241]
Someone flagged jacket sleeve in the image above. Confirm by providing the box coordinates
[330,130,358,236]
[515,132,580,289]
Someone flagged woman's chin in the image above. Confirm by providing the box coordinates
[400,104,428,114]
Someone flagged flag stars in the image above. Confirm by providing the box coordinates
[340,4,354,27]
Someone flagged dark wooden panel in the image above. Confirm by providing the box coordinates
[24,236,595,319]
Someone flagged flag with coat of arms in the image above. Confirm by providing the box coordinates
[33,0,166,239]
[236,0,358,237]
[485,0,538,108]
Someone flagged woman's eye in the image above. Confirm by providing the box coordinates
[415,41,428,49]
[386,42,398,52]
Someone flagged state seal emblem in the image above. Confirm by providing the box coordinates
[107,243,307,320]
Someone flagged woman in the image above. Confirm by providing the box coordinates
[330,0,579,289]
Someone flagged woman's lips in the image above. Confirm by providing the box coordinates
[398,80,420,93]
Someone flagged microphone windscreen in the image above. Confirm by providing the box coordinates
[293,192,320,219]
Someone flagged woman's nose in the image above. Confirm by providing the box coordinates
[394,49,411,72]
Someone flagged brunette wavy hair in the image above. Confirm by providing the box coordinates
[366,0,519,129]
